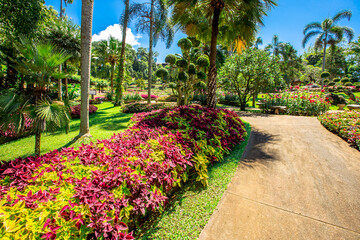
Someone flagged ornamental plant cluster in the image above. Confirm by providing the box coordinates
[260,89,330,116]
[318,111,360,150]
[0,117,33,138]
[70,104,98,118]
[140,94,158,100]
[122,103,174,113]
[0,105,246,239]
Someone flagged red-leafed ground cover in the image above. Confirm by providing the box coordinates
[318,111,360,150]
[0,105,246,239]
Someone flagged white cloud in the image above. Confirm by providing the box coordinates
[92,24,141,46]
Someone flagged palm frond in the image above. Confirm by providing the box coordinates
[302,30,322,48]
[332,10,352,23]
[303,22,321,34]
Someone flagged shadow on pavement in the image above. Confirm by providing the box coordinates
[239,129,278,168]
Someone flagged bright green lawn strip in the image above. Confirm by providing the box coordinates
[0,102,132,161]
[139,122,251,240]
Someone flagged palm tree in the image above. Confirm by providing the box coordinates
[170,0,276,108]
[78,0,94,138]
[265,35,281,56]
[0,39,71,155]
[302,10,354,87]
[57,0,74,100]
[93,37,121,93]
[254,37,263,49]
[114,0,138,106]
[133,0,174,104]
[45,17,81,100]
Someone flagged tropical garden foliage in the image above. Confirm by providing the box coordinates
[0,105,246,239]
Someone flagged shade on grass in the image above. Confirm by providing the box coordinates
[0,102,132,161]
[137,122,251,239]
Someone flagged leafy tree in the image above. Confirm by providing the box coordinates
[78,0,94,138]
[0,39,71,155]
[170,0,277,108]
[133,0,174,104]
[219,48,283,110]
[302,10,354,87]
[325,46,347,79]
[300,64,322,84]
[0,0,53,88]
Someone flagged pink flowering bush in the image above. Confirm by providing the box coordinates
[0,116,33,140]
[260,90,330,116]
[122,103,174,113]
[318,111,360,150]
[0,106,246,239]
[140,94,158,100]
[70,104,98,118]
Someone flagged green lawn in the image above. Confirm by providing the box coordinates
[137,121,251,239]
[0,102,132,161]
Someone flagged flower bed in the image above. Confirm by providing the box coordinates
[122,103,174,113]
[0,106,246,239]
[140,94,158,100]
[260,91,329,116]
[318,111,360,150]
[70,104,98,118]
[0,117,33,138]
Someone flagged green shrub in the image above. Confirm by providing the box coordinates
[122,102,175,113]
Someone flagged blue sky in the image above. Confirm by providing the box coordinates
[44,0,360,62]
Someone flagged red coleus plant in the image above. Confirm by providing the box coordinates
[0,105,246,239]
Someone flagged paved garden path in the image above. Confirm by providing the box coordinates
[199,112,360,240]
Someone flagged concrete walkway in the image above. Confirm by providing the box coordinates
[199,113,360,240]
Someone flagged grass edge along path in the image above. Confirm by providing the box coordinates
[0,102,133,161]
[138,121,251,240]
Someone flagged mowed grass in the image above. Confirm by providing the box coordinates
[0,102,132,161]
[137,121,251,240]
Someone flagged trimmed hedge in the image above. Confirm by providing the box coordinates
[0,106,246,239]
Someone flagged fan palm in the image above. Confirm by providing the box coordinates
[0,39,71,155]
[302,10,354,82]
[265,35,281,56]
[170,0,276,108]
[132,0,174,104]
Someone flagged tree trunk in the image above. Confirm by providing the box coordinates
[147,0,154,104]
[110,63,115,93]
[78,0,94,138]
[58,0,63,100]
[321,38,327,89]
[35,131,41,156]
[64,61,69,99]
[206,7,221,109]
[115,0,129,106]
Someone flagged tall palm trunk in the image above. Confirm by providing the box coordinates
[147,0,154,104]
[35,131,41,156]
[64,61,69,99]
[115,0,130,106]
[206,6,221,109]
[110,62,115,92]
[78,0,94,137]
[58,0,63,100]
[321,36,327,89]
